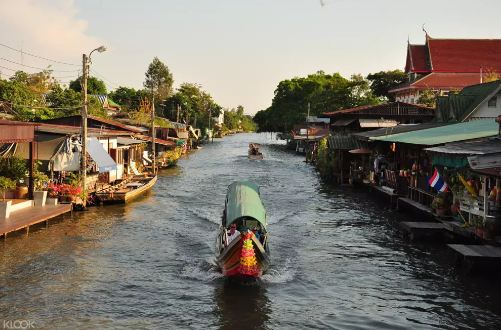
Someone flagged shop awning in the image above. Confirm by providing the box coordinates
[425,138,501,155]
[358,119,397,128]
[353,123,444,141]
[468,153,501,170]
[371,119,499,146]
[87,137,117,172]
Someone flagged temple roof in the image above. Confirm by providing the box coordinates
[405,36,501,74]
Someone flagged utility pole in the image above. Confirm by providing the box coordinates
[306,102,310,162]
[80,46,106,206]
[209,106,213,143]
[81,53,88,203]
[151,91,156,174]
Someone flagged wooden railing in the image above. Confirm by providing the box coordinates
[408,186,435,208]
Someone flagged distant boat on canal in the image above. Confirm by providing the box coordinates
[216,181,270,280]
[248,143,263,160]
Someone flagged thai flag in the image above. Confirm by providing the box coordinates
[428,168,448,192]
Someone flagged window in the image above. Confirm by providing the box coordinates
[488,96,497,108]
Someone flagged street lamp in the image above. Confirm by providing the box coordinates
[81,45,106,206]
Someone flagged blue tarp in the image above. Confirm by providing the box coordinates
[87,137,117,172]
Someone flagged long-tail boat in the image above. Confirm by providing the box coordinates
[248,143,263,160]
[95,175,157,204]
[216,181,270,279]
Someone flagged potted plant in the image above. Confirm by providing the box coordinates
[0,156,28,198]
[0,176,16,219]
[0,176,15,201]
[432,192,451,216]
[33,161,49,191]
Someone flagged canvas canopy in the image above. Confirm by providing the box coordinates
[224,181,267,229]
[87,137,117,172]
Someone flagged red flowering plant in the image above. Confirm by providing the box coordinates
[48,183,81,199]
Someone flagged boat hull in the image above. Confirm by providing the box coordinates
[95,175,157,204]
[217,232,269,278]
[248,153,263,160]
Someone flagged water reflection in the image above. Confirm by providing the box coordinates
[214,280,270,330]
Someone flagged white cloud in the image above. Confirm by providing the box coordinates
[0,0,102,60]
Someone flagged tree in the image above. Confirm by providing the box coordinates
[253,71,378,132]
[144,57,174,102]
[108,86,149,112]
[417,89,437,108]
[366,70,407,101]
[69,76,107,95]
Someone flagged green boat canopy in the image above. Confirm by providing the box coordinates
[224,181,267,228]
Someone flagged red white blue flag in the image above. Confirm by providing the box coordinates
[428,168,448,192]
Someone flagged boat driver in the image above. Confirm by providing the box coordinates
[227,223,241,244]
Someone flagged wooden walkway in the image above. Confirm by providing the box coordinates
[0,204,72,239]
[400,221,446,241]
[448,244,501,272]
[448,244,501,258]
[371,185,399,208]
[397,197,435,219]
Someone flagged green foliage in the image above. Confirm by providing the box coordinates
[0,156,27,183]
[253,71,378,132]
[144,57,174,102]
[33,161,49,190]
[0,70,88,120]
[162,83,222,133]
[0,176,16,200]
[431,192,451,210]
[366,70,407,102]
[224,106,256,132]
[417,89,437,108]
[69,76,107,95]
[109,86,149,112]
[316,137,330,175]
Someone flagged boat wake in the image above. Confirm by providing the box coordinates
[261,258,296,284]
[180,259,224,282]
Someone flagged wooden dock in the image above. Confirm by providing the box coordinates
[397,197,435,219]
[371,185,399,209]
[448,244,501,272]
[399,221,446,241]
[0,204,72,239]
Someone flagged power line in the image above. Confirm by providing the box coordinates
[0,64,78,79]
[1,100,83,110]
[0,56,79,73]
[90,69,120,90]
[0,42,79,66]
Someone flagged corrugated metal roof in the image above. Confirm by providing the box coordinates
[135,134,177,148]
[332,119,356,127]
[358,119,397,128]
[354,123,445,141]
[327,135,361,150]
[117,137,146,146]
[371,119,499,146]
[425,138,501,155]
[36,123,131,137]
[322,102,434,117]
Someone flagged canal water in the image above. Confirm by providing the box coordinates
[1,133,501,329]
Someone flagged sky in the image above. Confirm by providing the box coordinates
[1,0,501,115]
